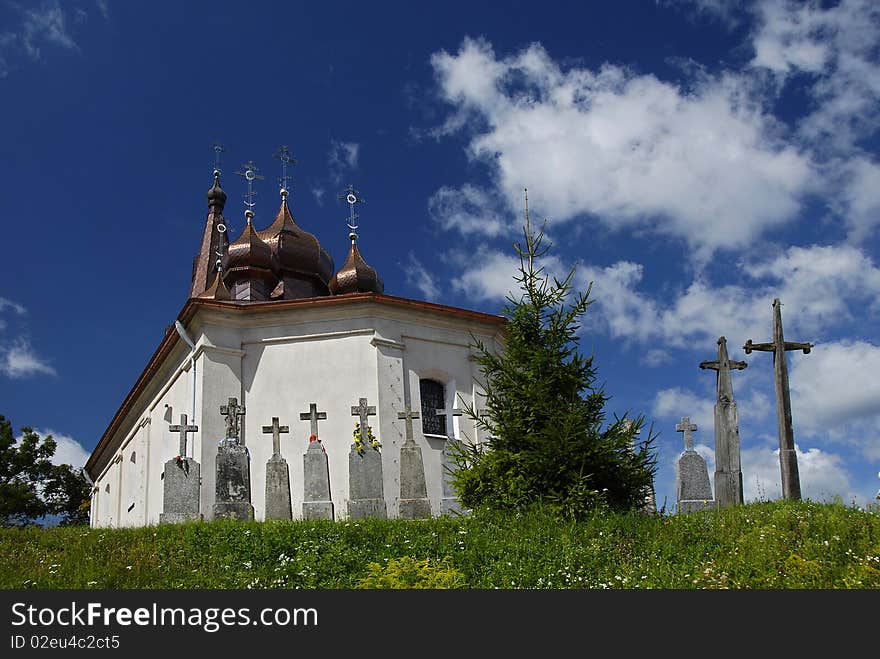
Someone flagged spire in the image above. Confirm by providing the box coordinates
[190,143,231,299]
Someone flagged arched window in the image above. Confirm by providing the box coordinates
[420,378,446,436]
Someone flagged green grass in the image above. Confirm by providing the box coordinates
[2,500,879,589]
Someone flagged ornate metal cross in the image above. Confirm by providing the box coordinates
[300,403,327,438]
[351,397,376,435]
[220,397,246,441]
[744,298,813,501]
[338,183,364,243]
[675,417,698,451]
[274,145,296,197]
[169,413,198,457]
[261,417,289,458]
[397,407,420,443]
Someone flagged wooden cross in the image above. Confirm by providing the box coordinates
[700,336,747,404]
[744,298,812,501]
[169,413,198,457]
[219,397,246,440]
[351,397,376,434]
[300,403,327,438]
[675,417,698,451]
[261,417,289,458]
[397,406,420,443]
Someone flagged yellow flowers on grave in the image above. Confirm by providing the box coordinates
[352,422,381,455]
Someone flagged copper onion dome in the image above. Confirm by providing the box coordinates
[223,220,278,295]
[329,241,384,295]
[259,197,334,288]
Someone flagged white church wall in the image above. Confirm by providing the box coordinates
[243,329,378,521]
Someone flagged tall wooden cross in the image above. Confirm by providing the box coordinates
[169,413,198,457]
[397,407,420,444]
[220,397,246,441]
[744,298,813,501]
[261,417,289,458]
[700,336,747,403]
[300,403,327,438]
[351,397,376,434]
[675,417,698,451]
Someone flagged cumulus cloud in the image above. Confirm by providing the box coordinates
[741,444,858,504]
[653,387,715,437]
[41,430,90,469]
[427,184,512,238]
[430,37,814,259]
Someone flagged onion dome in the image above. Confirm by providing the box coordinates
[223,220,278,300]
[258,197,334,295]
[206,170,227,213]
[329,241,384,295]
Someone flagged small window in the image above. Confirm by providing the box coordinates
[130,451,136,464]
[105,483,110,493]
[420,379,446,436]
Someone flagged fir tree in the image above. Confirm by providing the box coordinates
[452,196,657,519]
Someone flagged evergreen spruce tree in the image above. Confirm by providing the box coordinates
[452,196,657,519]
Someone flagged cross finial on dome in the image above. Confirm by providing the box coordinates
[273,145,296,201]
[339,183,365,244]
[212,140,226,177]
[235,161,264,224]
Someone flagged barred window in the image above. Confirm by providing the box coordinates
[420,379,447,436]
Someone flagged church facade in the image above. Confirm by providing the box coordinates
[84,168,505,527]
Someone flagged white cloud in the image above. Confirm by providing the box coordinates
[403,253,441,301]
[0,1,79,77]
[837,156,880,241]
[750,0,880,154]
[0,297,26,315]
[41,430,90,469]
[312,187,325,206]
[427,184,511,237]
[741,444,857,504]
[652,387,715,439]
[789,340,880,460]
[430,37,814,259]
[328,140,360,183]
[0,337,56,378]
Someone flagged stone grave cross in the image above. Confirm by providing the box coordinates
[169,413,198,457]
[351,397,377,434]
[675,417,698,451]
[397,407,420,444]
[744,298,813,501]
[300,403,327,438]
[261,417,289,459]
[435,406,462,438]
[220,397,246,441]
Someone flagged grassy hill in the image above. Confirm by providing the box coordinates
[2,500,878,589]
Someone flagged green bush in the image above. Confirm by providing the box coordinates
[355,556,465,589]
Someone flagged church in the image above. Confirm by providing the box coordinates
[84,159,506,527]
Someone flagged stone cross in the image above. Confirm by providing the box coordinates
[700,336,746,508]
[397,407,420,443]
[675,417,698,451]
[169,413,198,457]
[435,406,462,438]
[300,403,327,438]
[744,298,813,501]
[220,397,246,440]
[351,397,377,433]
[261,417,289,459]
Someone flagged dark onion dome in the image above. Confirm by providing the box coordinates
[224,220,278,290]
[329,241,384,295]
[259,198,334,287]
[206,170,227,212]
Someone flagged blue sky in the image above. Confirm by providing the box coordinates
[1,0,879,512]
